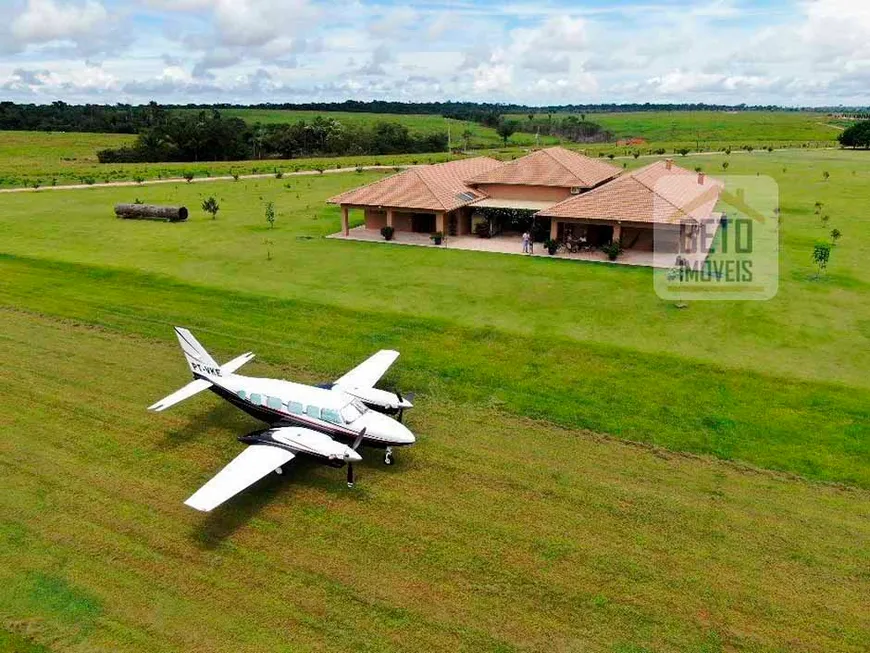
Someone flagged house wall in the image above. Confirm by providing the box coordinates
[474,183,573,202]
[365,209,386,230]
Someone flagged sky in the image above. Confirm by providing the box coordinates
[0,0,868,107]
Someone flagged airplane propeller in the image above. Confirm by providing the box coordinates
[346,428,366,488]
[395,390,415,423]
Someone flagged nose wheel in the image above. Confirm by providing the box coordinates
[384,447,393,465]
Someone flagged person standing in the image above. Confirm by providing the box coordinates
[522,231,531,254]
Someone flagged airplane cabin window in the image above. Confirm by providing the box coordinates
[287,401,303,415]
[267,396,282,410]
[237,390,247,400]
[305,405,321,419]
[321,408,341,424]
[249,393,262,405]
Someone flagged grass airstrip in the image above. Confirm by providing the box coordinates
[1,145,868,652]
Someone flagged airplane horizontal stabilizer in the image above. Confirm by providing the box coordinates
[147,378,212,412]
[220,352,255,375]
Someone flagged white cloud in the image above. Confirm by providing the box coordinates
[11,0,107,43]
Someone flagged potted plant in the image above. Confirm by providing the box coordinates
[430,231,444,245]
[602,240,623,261]
[544,238,559,255]
[380,225,395,241]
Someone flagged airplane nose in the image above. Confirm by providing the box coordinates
[392,421,416,445]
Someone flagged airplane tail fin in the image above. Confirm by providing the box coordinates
[148,327,256,412]
[175,327,221,377]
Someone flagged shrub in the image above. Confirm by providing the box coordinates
[602,240,623,261]
[678,148,690,157]
[232,172,240,181]
[134,175,145,184]
[380,225,395,241]
[184,172,194,183]
[430,231,444,245]
[202,196,220,220]
[544,238,559,255]
[265,201,275,229]
[275,170,284,179]
[812,241,831,276]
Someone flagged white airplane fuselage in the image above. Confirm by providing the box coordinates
[201,371,416,450]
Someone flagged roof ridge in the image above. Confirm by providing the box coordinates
[631,162,695,219]
[541,147,581,180]
[411,166,450,211]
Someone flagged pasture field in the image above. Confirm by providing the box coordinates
[1,147,869,651]
[505,111,841,148]
[0,109,844,189]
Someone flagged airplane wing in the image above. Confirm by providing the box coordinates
[184,445,295,512]
[335,350,400,389]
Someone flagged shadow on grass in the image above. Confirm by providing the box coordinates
[158,402,252,450]
[189,457,339,550]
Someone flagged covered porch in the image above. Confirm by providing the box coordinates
[328,226,673,267]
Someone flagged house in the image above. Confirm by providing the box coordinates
[328,148,722,258]
[328,147,620,237]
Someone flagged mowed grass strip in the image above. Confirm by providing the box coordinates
[1,310,869,653]
[2,254,868,489]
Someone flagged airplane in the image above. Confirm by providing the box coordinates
[148,327,416,512]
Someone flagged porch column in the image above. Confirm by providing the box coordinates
[613,223,622,243]
[550,219,559,240]
[435,211,445,233]
[341,205,349,236]
[386,208,394,228]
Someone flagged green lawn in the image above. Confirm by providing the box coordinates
[1,147,869,651]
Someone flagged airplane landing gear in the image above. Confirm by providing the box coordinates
[384,447,393,465]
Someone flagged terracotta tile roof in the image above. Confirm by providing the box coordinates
[538,160,723,225]
[466,146,621,189]
[328,157,502,212]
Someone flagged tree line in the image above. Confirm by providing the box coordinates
[3,100,859,136]
[96,110,448,163]
[837,121,870,148]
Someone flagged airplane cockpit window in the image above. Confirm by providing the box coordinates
[340,401,364,423]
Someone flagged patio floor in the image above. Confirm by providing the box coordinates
[328,227,690,268]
